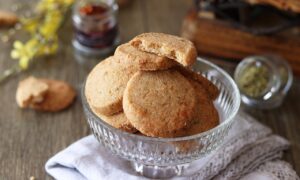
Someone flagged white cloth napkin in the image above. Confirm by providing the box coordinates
[45,112,299,180]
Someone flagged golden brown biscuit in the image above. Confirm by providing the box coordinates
[85,56,138,116]
[32,79,76,112]
[187,81,219,135]
[114,43,176,71]
[177,80,219,137]
[173,81,218,151]
[16,76,49,108]
[130,33,197,66]
[0,10,18,27]
[92,109,137,133]
[175,65,219,100]
[123,69,197,137]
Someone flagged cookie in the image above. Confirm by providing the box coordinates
[175,65,219,100]
[177,80,219,137]
[0,10,18,27]
[123,70,197,137]
[130,32,197,66]
[32,79,76,112]
[185,82,219,135]
[85,56,138,116]
[114,43,176,71]
[16,76,49,108]
[92,108,137,133]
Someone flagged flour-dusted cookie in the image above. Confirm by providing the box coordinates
[114,43,176,71]
[123,70,197,137]
[92,108,137,133]
[175,65,219,100]
[16,76,49,108]
[32,79,76,112]
[85,56,138,116]
[177,80,219,137]
[130,32,197,66]
[0,10,18,27]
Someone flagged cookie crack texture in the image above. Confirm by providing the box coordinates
[16,76,49,108]
[130,32,197,66]
[114,43,176,71]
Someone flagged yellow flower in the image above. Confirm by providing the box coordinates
[64,0,74,6]
[11,41,23,59]
[28,38,39,47]
[11,39,39,69]
[37,0,74,12]
[19,56,30,69]
[39,10,61,39]
[11,41,28,59]
[40,42,58,55]
[21,18,39,34]
[37,0,57,12]
[10,41,30,69]
[9,0,74,70]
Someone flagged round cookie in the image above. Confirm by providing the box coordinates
[114,43,176,71]
[85,56,138,116]
[32,79,76,112]
[123,70,197,137]
[0,10,18,27]
[175,65,219,100]
[177,80,219,137]
[92,108,137,133]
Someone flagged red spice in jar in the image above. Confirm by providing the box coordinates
[79,4,108,16]
[74,3,119,49]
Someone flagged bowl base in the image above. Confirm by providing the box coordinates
[132,162,190,179]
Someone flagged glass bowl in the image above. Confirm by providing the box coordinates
[82,57,241,178]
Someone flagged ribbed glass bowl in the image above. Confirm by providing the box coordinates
[82,57,240,178]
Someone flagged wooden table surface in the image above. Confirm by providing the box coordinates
[0,0,299,179]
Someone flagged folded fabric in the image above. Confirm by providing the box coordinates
[45,112,299,180]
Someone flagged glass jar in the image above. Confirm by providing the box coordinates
[72,0,119,57]
[234,55,293,109]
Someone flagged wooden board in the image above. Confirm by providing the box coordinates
[181,10,300,75]
[244,0,300,13]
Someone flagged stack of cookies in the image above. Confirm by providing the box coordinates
[85,33,219,138]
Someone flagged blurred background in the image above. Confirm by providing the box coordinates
[0,0,299,179]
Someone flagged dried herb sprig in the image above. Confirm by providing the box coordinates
[0,0,74,84]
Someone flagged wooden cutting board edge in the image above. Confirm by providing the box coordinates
[181,10,300,76]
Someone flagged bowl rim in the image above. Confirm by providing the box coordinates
[81,57,241,142]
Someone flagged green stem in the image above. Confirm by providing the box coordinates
[0,65,22,84]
